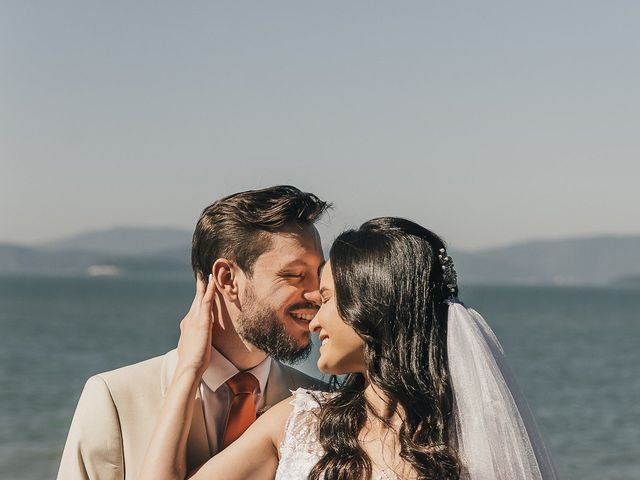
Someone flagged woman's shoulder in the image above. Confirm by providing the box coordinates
[259,389,331,433]
[276,389,330,468]
[266,388,335,450]
[288,387,333,412]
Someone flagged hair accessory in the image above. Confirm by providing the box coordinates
[437,248,458,298]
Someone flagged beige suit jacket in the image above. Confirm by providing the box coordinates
[57,349,325,480]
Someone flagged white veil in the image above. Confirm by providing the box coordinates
[447,300,559,480]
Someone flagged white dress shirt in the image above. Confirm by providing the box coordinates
[199,347,272,454]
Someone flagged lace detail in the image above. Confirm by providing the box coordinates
[275,388,326,479]
[274,388,399,480]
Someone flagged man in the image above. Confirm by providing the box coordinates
[57,185,330,480]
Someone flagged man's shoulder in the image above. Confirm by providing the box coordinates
[89,349,175,401]
[97,350,167,380]
[59,351,177,479]
[276,362,329,392]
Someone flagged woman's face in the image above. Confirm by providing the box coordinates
[308,261,366,374]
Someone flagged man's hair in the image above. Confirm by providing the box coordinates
[191,185,331,279]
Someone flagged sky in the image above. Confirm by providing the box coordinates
[1,1,639,251]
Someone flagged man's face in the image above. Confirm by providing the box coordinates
[235,224,324,363]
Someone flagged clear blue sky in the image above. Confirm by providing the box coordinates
[2,1,639,250]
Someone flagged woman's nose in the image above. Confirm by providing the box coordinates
[308,312,321,333]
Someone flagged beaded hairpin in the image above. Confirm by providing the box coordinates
[437,247,458,298]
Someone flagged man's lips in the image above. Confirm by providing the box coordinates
[289,311,318,321]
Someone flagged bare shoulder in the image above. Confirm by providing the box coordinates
[257,394,296,448]
[261,388,333,450]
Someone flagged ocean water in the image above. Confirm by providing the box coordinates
[0,276,638,479]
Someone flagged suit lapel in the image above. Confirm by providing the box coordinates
[260,361,293,414]
[185,396,210,471]
[160,349,211,469]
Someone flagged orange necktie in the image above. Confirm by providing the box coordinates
[221,371,259,449]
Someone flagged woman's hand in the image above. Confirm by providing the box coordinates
[177,274,217,377]
[141,273,284,480]
[139,274,218,480]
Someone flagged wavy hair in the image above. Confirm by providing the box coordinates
[308,217,460,480]
[191,185,330,279]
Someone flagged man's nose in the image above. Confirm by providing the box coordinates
[303,289,321,307]
[303,270,320,292]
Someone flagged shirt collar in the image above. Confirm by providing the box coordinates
[201,347,272,394]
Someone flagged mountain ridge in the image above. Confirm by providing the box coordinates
[2,227,639,286]
[38,226,192,256]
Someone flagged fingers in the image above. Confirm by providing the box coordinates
[187,275,204,315]
[189,272,209,313]
[203,274,215,305]
[211,290,222,324]
[199,275,216,328]
[187,275,214,328]
[182,273,215,332]
[195,273,206,299]
[177,273,215,370]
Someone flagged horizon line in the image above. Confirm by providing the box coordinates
[2,224,640,254]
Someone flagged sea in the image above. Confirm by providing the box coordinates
[0,275,639,479]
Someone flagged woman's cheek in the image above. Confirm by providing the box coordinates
[318,343,339,373]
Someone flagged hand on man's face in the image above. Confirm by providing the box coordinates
[176,275,218,376]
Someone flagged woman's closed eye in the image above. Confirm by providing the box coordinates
[319,288,332,304]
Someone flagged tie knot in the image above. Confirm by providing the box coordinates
[226,371,258,395]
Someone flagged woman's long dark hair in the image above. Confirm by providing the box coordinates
[308,217,460,480]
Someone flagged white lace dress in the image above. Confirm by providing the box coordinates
[274,388,398,480]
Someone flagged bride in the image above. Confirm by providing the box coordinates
[139,217,558,479]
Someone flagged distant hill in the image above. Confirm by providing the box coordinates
[39,227,191,256]
[611,274,640,289]
[0,241,192,278]
[452,235,640,286]
[0,226,193,278]
[1,228,639,286]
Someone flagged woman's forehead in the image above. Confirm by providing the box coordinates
[320,261,333,286]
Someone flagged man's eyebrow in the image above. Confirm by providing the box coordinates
[279,259,308,269]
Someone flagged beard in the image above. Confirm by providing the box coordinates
[235,286,312,365]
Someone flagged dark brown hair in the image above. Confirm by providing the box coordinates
[309,217,460,480]
[191,185,330,279]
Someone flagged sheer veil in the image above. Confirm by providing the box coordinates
[447,300,559,480]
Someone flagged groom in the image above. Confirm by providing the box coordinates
[57,185,330,480]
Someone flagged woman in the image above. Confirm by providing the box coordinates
[139,217,558,479]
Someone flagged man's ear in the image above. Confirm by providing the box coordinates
[211,258,241,302]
